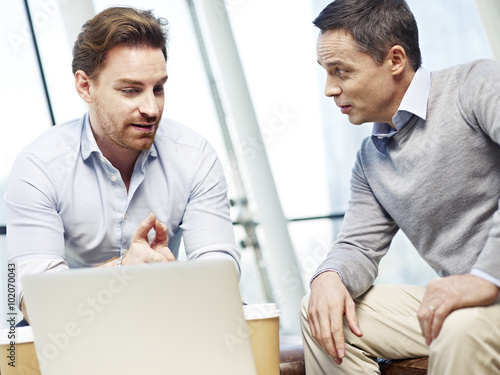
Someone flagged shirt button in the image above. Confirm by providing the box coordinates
[111,176,117,182]
[377,136,384,139]
[124,213,128,220]
[101,157,105,163]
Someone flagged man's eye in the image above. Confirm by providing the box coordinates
[154,86,164,95]
[122,89,139,94]
[336,69,346,76]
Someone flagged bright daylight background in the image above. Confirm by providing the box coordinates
[0,0,495,330]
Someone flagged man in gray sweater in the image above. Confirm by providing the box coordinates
[300,0,500,374]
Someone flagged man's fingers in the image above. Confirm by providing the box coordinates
[417,306,428,344]
[126,213,175,264]
[430,304,452,342]
[307,271,354,365]
[345,299,362,337]
[151,219,168,247]
[329,316,345,364]
[418,304,436,345]
[158,246,176,262]
[309,311,340,363]
[308,301,347,364]
[151,220,173,262]
[131,213,156,243]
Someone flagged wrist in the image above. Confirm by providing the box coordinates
[116,249,129,267]
[311,269,342,286]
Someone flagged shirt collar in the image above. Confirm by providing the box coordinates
[81,113,158,161]
[371,67,430,153]
[396,66,430,122]
[81,113,99,160]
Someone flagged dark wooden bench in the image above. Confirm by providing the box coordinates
[279,336,428,375]
[280,336,306,374]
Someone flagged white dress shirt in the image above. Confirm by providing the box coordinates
[6,114,240,306]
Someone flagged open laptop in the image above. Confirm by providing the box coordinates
[22,259,257,375]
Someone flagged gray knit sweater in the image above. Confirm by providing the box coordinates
[317,59,500,298]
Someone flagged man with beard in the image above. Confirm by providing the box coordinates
[6,7,240,324]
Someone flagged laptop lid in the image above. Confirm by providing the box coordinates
[22,259,257,375]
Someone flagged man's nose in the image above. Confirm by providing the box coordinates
[325,76,342,97]
[139,92,160,118]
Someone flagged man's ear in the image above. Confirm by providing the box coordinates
[75,70,94,103]
[387,45,407,76]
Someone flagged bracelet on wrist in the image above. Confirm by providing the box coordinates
[116,250,128,267]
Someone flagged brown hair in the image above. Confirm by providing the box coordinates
[314,0,421,71]
[72,7,169,79]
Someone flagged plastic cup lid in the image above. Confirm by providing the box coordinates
[242,303,280,320]
[0,326,34,345]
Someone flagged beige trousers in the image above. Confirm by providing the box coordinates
[300,285,500,374]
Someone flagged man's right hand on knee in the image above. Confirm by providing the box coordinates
[307,271,363,365]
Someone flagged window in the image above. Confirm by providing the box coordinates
[1,0,495,331]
